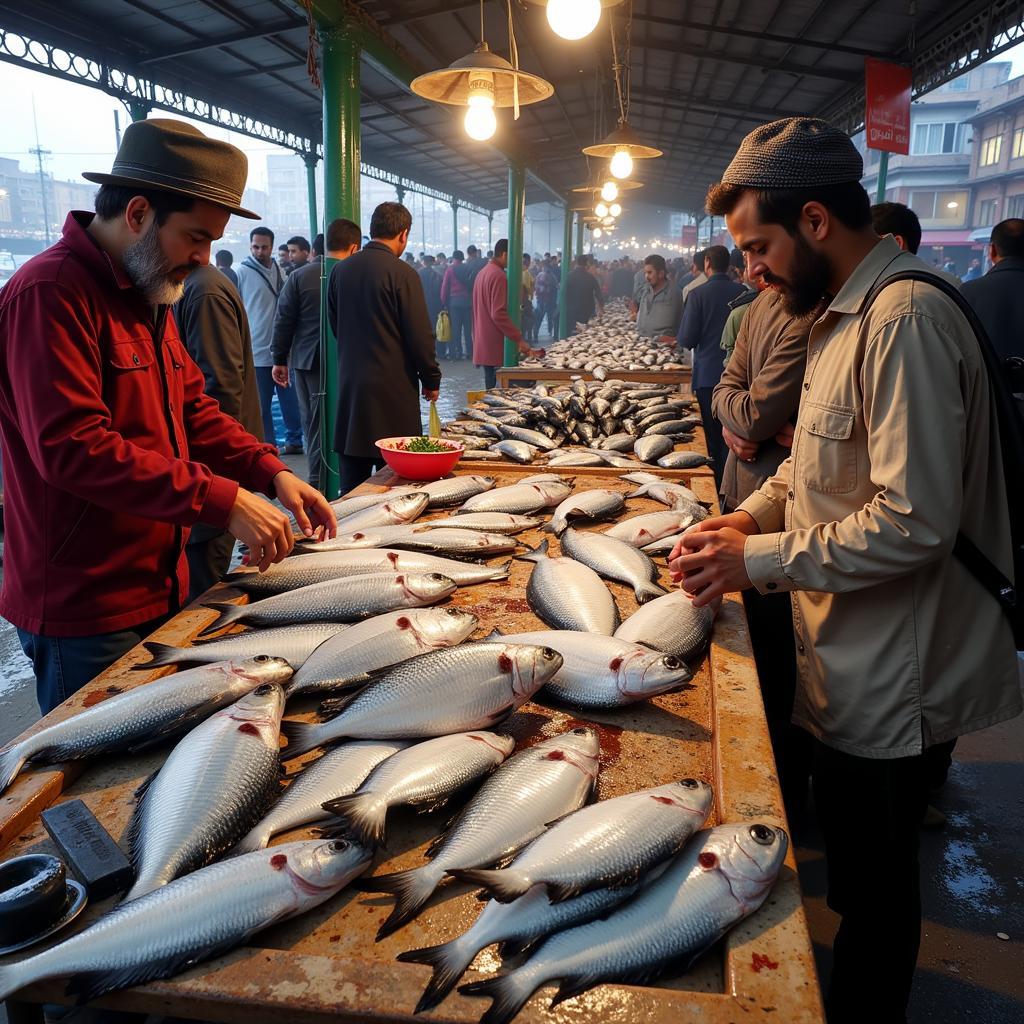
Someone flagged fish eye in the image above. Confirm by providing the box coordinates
[542,647,557,660]
[662,656,682,669]
[571,727,588,735]
[328,839,349,852]
[254,655,269,663]
[254,683,275,695]
[749,824,775,845]
[429,574,447,581]
[679,778,699,789]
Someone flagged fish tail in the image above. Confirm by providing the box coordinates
[352,866,439,940]
[320,793,388,848]
[232,824,272,854]
[197,601,248,637]
[634,581,668,604]
[513,539,549,564]
[0,744,29,796]
[397,938,475,1014]
[133,641,183,669]
[626,485,650,498]
[0,958,42,1002]
[445,868,530,904]
[220,569,260,590]
[490,560,513,581]
[280,720,328,758]
[459,972,533,1024]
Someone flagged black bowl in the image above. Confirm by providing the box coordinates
[0,854,68,946]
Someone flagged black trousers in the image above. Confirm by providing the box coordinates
[813,740,930,1024]
[338,455,379,497]
[185,528,237,604]
[741,586,812,814]
[695,386,728,490]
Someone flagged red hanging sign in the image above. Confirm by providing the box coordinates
[864,58,912,155]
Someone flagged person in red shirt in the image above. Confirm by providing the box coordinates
[0,119,336,714]
[471,239,540,390]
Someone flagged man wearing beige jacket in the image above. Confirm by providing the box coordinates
[670,118,1020,1024]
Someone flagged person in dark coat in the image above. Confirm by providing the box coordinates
[566,254,604,332]
[328,202,441,495]
[175,263,265,601]
[961,217,1024,365]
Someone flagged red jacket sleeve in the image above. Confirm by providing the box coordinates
[486,269,524,345]
[3,282,282,529]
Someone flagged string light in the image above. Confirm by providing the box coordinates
[600,180,618,202]
[609,202,621,217]
[594,201,609,218]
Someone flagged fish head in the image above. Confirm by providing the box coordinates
[699,823,789,910]
[648,779,714,823]
[231,655,294,687]
[465,731,517,761]
[533,726,602,778]
[391,492,430,522]
[398,572,458,603]
[501,643,563,700]
[402,607,479,648]
[228,681,287,728]
[618,650,693,699]
[271,839,373,900]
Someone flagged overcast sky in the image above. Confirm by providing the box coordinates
[2,42,1024,192]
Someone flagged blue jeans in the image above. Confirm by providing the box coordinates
[18,616,169,716]
[255,365,303,448]
[448,298,472,360]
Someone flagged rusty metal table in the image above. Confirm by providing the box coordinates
[0,469,823,1023]
[495,367,691,390]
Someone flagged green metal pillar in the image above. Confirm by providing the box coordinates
[875,151,889,202]
[557,205,573,339]
[451,201,459,251]
[487,212,494,248]
[505,162,526,367]
[575,214,584,259]
[319,23,361,498]
[303,152,319,244]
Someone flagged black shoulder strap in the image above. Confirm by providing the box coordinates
[864,270,1022,630]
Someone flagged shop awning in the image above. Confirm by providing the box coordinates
[920,230,978,246]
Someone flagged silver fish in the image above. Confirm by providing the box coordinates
[641,531,689,556]
[452,779,712,903]
[321,731,515,847]
[0,657,292,795]
[419,475,497,508]
[413,513,541,534]
[546,452,606,467]
[499,425,559,451]
[518,474,574,485]
[515,540,619,635]
[633,434,674,463]
[330,487,420,518]
[281,643,563,757]
[298,528,518,558]
[0,840,371,1004]
[657,451,714,469]
[628,480,703,507]
[618,471,660,485]
[199,572,457,635]
[485,629,691,709]
[460,824,788,1024]
[489,439,537,464]
[559,527,665,604]
[546,489,625,536]
[286,607,479,697]
[235,740,408,852]
[225,549,510,594]
[599,433,636,453]
[614,589,718,664]
[398,882,638,1014]
[136,623,348,670]
[355,727,600,939]
[645,417,702,436]
[124,683,287,901]
[460,480,573,515]
[604,510,696,547]
[334,491,429,532]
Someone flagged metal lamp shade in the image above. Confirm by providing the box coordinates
[571,179,644,193]
[410,43,554,107]
[582,121,663,160]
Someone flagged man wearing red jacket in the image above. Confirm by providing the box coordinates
[0,119,336,714]
[471,239,539,389]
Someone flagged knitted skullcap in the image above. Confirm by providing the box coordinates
[721,117,863,189]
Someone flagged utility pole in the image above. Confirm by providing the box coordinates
[113,109,123,150]
[30,98,51,246]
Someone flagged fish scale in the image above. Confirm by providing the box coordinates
[559,527,665,605]
[354,728,600,940]
[614,589,717,665]
[124,683,287,901]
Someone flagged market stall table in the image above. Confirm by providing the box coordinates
[495,366,692,391]
[0,468,822,1024]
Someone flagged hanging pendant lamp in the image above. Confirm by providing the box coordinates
[411,1,553,142]
[523,0,625,42]
[582,121,663,178]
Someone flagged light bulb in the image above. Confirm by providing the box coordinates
[464,95,496,141]
[602,216,614,226]
[600,180,618,202]
[593,227,603,238]
[609,148,633,178]
[609,202,621,217]
[547,0,601,41]
[594,202,609,218]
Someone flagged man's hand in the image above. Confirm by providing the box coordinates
[722,425,758,462]
[226,488,295,571]
[667,510,760,607]
[775,421,796,448]
[271,364,289,387]
[273,471,337,541]
[422,387,440,402]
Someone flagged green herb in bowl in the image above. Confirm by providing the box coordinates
[402,436,456,454]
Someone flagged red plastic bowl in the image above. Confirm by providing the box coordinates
[375,436,464,481]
